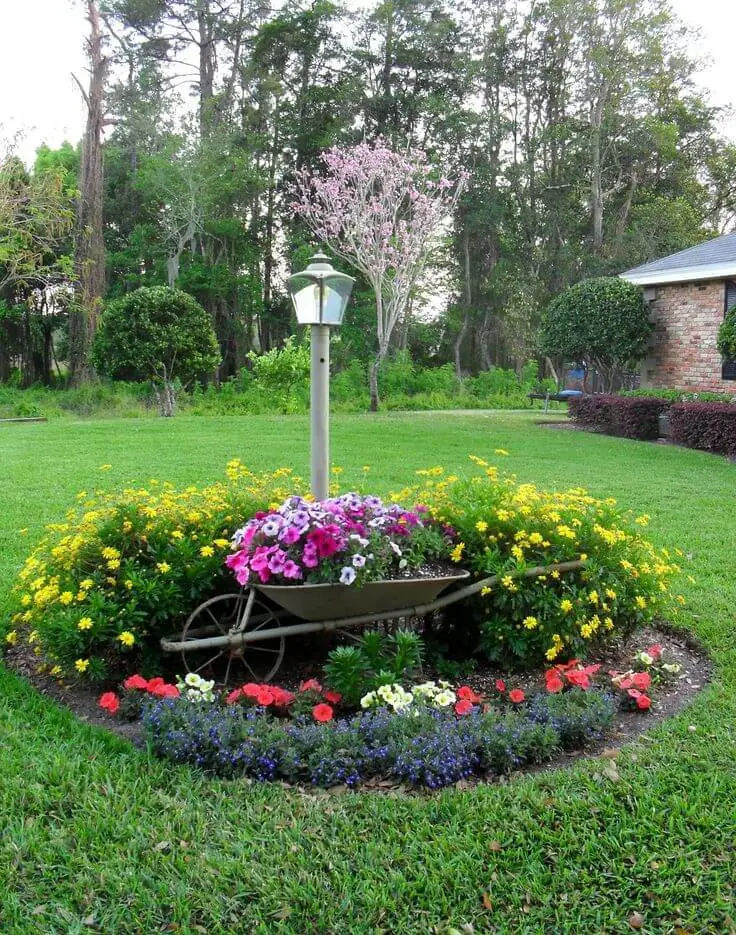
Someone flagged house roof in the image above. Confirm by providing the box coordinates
[620,232,736,286]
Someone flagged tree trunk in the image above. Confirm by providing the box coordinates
[369,357,380,412]
[155,380,177,417]
[69,0,107,386]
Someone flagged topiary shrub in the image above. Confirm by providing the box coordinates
[6,461,307,681]
[409,458,681,666]
[540,277,652,391]
[569,394,666,440]
[92,286,221,416]
[669,402,736,457]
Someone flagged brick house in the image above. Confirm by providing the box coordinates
[621,232,736,393]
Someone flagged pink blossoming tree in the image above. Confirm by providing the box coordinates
[292,140,464,410]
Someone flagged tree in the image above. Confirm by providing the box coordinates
[539,277,651,391]
[92,285,221,415]
[293,139,464,409]
[69,0,110,386]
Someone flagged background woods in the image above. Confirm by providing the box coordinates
[2,0,736,389]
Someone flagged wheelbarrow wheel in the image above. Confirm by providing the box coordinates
[180,590,286,686]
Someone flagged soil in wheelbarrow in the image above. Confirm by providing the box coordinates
[5,621,712,783]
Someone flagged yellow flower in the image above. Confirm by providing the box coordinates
[475,521,488,533]
[124,579,134,590]
[676,594,686,605]
[171,530,184,540]
[117,631,135,647]
[59,591,74,605]
[560,599,573,614]
[556,525,576,540]
[80,579,94,590]
[604,617,614,630]
[331,466,343,475]
[635,595,647,609]
[27,630,39,644]
[605,588,617,600]
[213,539,229,549]
[494,449,509,456]
[587,590,599,605]
[156,562,171,574]
[580,623,594,639]
[635,514,650,526]
[99,464,112,471]
[501,575,518,592]
[528,532,544,545]
[480,586,492,597]
[101,546,120,560]
[522,615,538,630]
[74,658,89,673]
[5,630,18,646]
[200,546,215,557]
[77,617,93,631]
[50,665,62,677]
[21,594,32,607]
[106,559,120,570]
[362,465,371,472]
[450,543,465,563]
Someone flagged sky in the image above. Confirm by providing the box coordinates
[1,0,735,165]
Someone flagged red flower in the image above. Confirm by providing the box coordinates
[565,670,591,690]
[151,682,179,698]
[454,699,473,716]
[146,677,165,692]
[617,676,633,690]
[123,674,148,691]
[508,689,525,704]
[631,671,651,691]
[300,678,322,693]
[495,679,506,692]
[270,686,295,707]
[256,687,275,706]
[545,676,564,694]
[324,690,342,704]
[627,688,641,699]
[98,691,120,715]
[242,683,262,698]
[647,644,663,662]
[226,688,242,705]
[636,694,652,710]
[457,685,483,704]
[312,703,334,722]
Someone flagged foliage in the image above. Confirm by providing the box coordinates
[527,688,615,747]
[5,461,307,681]
[92,286,221,414]
[569,394,667,440]
[324,629,424,705]
[407,458,681,666]
[139,685,614,788]
[717,306,736,360]
[621,388,735,403]
[668,402,736,458]
[540,278,652,390]
[227,492,449,587]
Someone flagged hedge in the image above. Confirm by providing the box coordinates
[669,403,736,457]
[568,395,666,441]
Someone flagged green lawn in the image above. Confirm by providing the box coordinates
[1,413,735,934]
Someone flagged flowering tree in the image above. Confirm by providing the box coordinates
[292,140,464,410]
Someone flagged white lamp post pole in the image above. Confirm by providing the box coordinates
[311,316,330,500]
[286,253,355,502]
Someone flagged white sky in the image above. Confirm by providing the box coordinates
[1,0,735,165]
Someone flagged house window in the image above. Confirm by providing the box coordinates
[723,281,736,380]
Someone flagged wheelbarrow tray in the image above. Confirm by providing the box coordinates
[257,570,470,622]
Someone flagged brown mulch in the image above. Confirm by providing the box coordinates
[6,621,711,785]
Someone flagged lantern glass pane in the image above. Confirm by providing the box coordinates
[291,282,321,325]
[321,276,353,325]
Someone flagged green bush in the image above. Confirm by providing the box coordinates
[540,277,652,391]
[324,629,424,705]
[92,286,221,415]
[412,459,681,666]
[717,306,736,360]
[6,461,307,681]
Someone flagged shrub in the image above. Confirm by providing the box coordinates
[92,286,221,416]
[669,402,736,457]
[409,459,681,666]
[717,306,736,359]
[6,461,308,680]
[540,277,652,391]
[621,388,735,404]
[528,688,614,746]
[569,394,666,440]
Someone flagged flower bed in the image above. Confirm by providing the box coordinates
[96,641,682,790]
[5,456,682,679]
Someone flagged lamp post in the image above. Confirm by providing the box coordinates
[287,253,355,500]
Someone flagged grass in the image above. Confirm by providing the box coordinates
[1,411,735,934]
